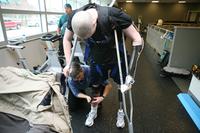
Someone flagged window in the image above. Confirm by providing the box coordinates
[47,14,61,32]
[3,14,45,40]
[67,0,89,9]
[0,0,65,42]
[76,0,90,9]
[1,0,41,11]
[39,0,45,11]
[45,0,65,12]
[0,0,111,43]
[0,22,4,42]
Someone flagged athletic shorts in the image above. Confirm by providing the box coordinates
[90,62,127,85]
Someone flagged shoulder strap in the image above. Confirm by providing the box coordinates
[96,5,112,36]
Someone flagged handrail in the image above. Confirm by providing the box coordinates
[149,24,174,33]
[0,37,40,50]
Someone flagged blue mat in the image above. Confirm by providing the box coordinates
[177,93,200,130]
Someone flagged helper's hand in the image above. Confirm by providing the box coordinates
[91,96,104,105]
[86,96,92,103]
[63,65,70,77]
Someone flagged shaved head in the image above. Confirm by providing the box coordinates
[72,11,96,39]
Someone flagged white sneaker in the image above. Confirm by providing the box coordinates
[85,110,97,127]
[116,109,125,128]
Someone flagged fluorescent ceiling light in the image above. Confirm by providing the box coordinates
[178,1,186,3]
[152,0,159,3]
[126,0,133,3]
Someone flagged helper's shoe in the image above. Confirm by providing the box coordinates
[85,109,97,127]
[116,109,125,128]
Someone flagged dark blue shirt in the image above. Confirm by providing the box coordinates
[67,65,109,97]
[67,65,91,97]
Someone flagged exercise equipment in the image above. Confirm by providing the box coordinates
[6,43,29,69]
[6,33,63,74]
[40,33,64,73]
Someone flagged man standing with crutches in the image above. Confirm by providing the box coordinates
[62,3,143,129]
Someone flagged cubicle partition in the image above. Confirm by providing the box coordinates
[146,24,200,70]
[169,27,200,69]
[146,25,173,55]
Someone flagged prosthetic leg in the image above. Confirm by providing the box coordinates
[114,30,143,133]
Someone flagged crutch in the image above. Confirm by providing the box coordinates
[114,30,142,133]
[64,35,78,98]
[67,35,78,68]
[108,2,134,132]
